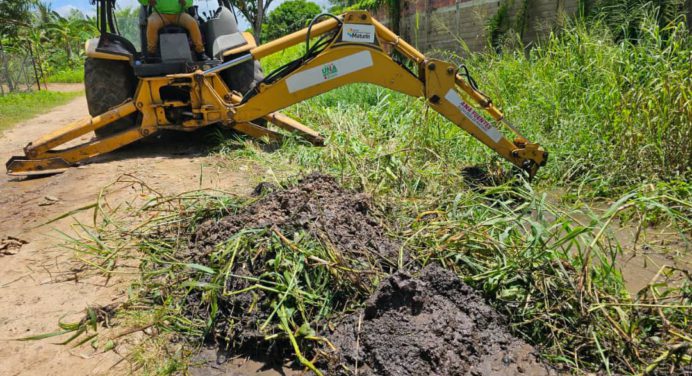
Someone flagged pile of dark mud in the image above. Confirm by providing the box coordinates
[190,173,399,266]
[325,265,556,376]
[183,173,400,351]
[183,173,553,375]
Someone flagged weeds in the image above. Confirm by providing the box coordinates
[0,90,82,131]
[46,68,84,83]
[461,17,691,192]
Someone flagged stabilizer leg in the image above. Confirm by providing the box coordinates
[6,101,147,176]
[263,112,324,146]
[231,122,284,142]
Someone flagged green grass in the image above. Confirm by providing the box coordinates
[0,90,83,132]
[46,68,84,83]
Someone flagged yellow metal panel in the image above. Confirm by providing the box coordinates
[234,46,424,122]
[84,38,131,62]
[222,32,257,57]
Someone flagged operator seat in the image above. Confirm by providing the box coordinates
[139,5,204,60]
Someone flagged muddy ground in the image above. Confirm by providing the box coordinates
[186,175,555,375]
[327,266,555,376]
[0,87,256,376]
[186,174,400,353]
[191,173,400,266]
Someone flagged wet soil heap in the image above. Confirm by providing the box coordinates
[326,265,556,376]
[184,174,553,375]
[191,173,399,265]
[185,173,400,350]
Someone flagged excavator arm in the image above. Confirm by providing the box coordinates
[6,11,547,177]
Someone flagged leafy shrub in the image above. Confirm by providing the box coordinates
[264,0,322,42]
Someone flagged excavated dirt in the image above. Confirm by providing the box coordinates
[185,174,554,375]
[191,173,399,265]
[185,173,401,352]
[324,265,556,376]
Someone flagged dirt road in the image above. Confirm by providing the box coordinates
[0,94,255,375]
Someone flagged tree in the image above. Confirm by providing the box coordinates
[46,11,95,65]
[233,0,275,43]
[329,0,401,34]
[264,0,321,41]
[0,0,33,91]
[0,0,32,38]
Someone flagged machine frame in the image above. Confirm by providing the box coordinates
[6,11,547,177]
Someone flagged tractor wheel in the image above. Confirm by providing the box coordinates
[84,58,138,138]
[220,58,264,97]
[221,58,266,126]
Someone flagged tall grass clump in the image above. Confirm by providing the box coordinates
[461,16,690,194]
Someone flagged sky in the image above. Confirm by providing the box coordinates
[53,0,333,30]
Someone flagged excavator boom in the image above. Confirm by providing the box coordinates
[6,11,547,177]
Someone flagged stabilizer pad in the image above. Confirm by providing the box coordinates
[5,156,71,176]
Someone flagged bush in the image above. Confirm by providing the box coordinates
[264,0,322,42]
[46,68,84,83]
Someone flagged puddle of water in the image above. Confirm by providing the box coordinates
[541,188,690,295]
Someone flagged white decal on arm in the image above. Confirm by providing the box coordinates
[286,51,374,93]
[444,90,502,143]
[342,24,376,43]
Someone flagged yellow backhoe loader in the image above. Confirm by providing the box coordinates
[5,0,547,177]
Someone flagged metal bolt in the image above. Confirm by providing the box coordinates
[428,63,436,71]
[429,95,440,104]
[360,14,367,20]
[447,67,454,75]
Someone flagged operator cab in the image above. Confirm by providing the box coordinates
[88,0,256,77]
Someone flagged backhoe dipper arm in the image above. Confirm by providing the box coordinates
[231,11,547,176]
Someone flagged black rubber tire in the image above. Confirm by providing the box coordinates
[84,58,138,138]
[221,58,266,127]
[220,58,264,97]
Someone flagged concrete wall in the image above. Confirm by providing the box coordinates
[373,0,580,53]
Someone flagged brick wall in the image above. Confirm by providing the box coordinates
[374,0,580,53]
